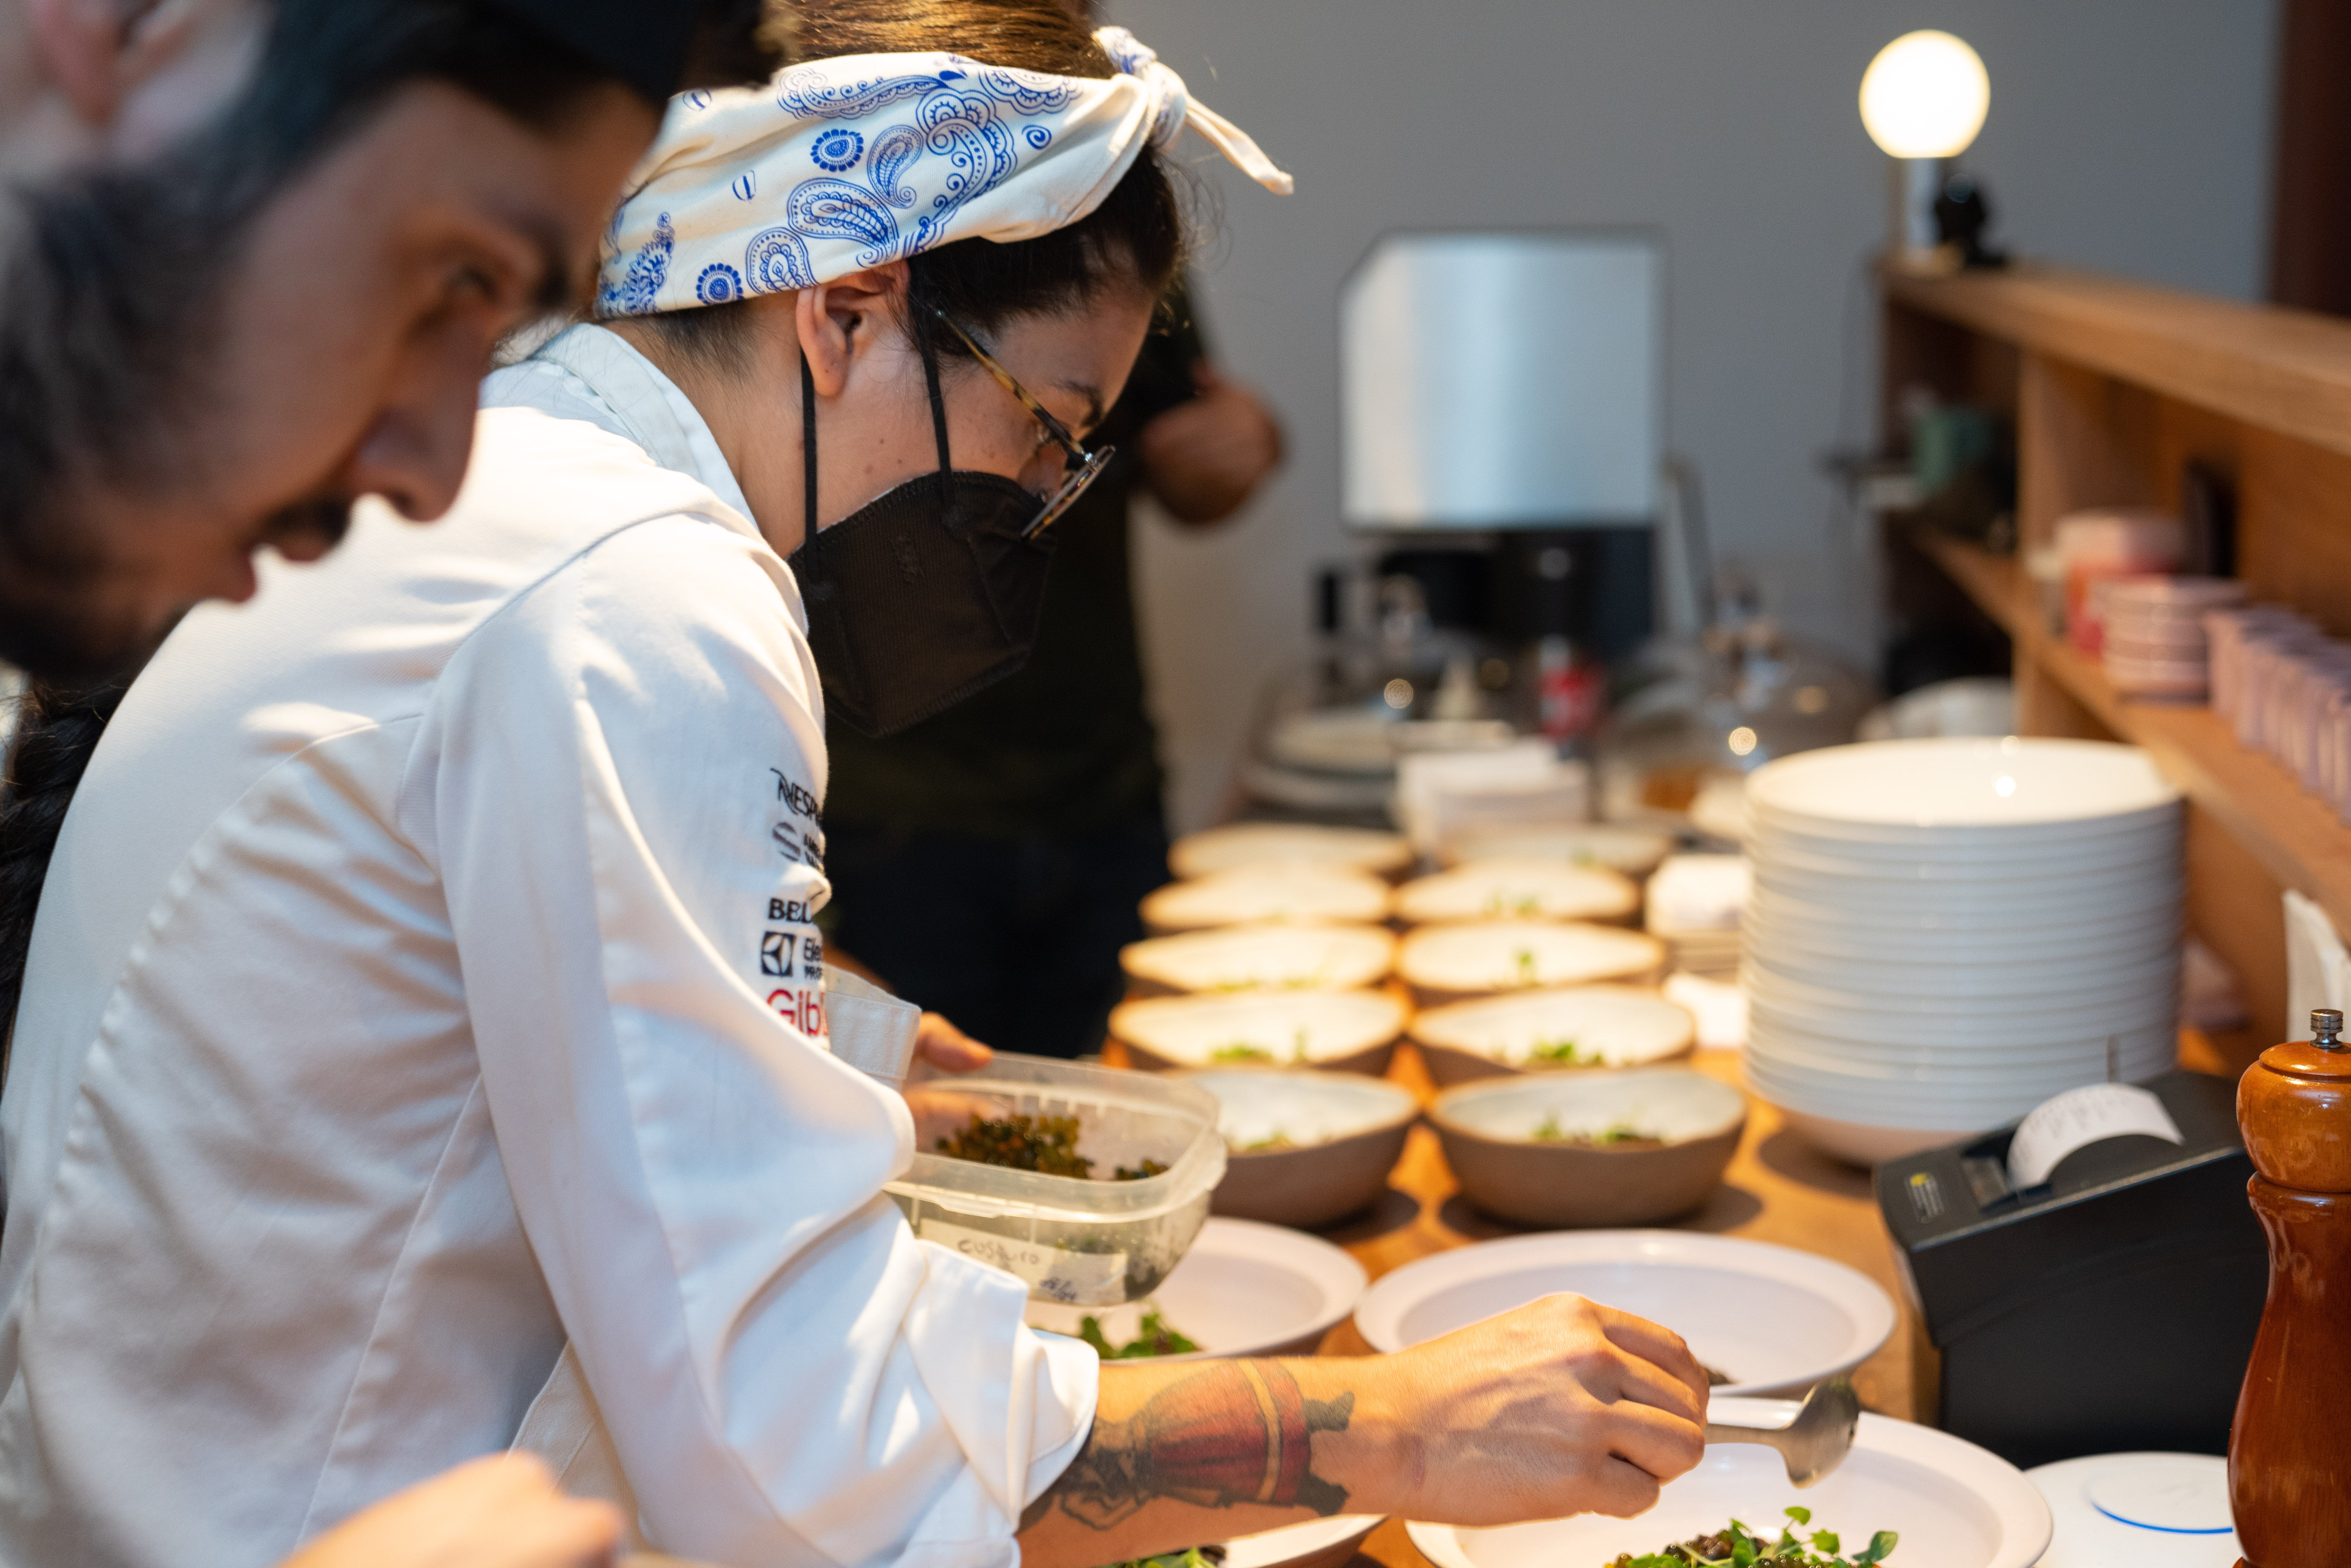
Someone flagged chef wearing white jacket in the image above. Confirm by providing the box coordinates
[0,13,1714,1568]
[0,18,1245,1568]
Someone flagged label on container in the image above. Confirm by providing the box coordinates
[917,1218,1130,1306]
[2007,1082,2184,1189]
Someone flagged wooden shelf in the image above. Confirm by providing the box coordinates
[1884,265,2351,463]
[1913,529,2351,946]
[1881,263,2351,1050]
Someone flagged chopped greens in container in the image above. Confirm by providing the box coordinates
[935,1112,1091,1177]
[1610,1509,1897,1567]
[1531,1116,1661,1147]
[1116,1159,1170,1180]
[1080,1309,1200,1359]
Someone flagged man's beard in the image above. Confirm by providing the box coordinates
[0,494,354,682]
[0,131,246,683]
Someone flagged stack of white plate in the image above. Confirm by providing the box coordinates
[1743,737,2183,1165]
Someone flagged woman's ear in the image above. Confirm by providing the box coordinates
[794,263,911,398]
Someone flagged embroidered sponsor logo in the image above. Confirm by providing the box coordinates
[770,897,816,924]
[768,986,827,1037]
[769,769,823,822]
[761,931,793,977]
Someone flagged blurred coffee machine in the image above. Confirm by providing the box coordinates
[1339,229,1667,750]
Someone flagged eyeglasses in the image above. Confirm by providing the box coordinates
[931,308,1114,540]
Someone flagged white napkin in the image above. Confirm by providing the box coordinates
[2283,888,2351,1037]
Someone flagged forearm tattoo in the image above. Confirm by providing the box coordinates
[1026,1361,1356,1531]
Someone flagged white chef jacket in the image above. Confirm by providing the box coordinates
[0,325,1096,1568]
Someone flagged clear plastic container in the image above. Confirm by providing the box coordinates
[890,1054,1226,1306]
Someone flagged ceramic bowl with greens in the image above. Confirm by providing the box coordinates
[1111,988,1408,1077]
[1187,1068,1420,1229]
[1409,984,1697,1086]
[1429,1067,1745,1228]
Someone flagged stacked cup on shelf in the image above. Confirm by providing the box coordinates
[1741,737,2184,1167]
[2099,577,2246,699]
[2207,606,2351,820]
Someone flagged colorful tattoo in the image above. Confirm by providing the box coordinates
[1029,1362,1355,1531]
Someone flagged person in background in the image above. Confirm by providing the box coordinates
[823,261,1284,1063]
[0,4,775,1567]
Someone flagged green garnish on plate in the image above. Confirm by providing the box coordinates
[1611,1509,1897,1567]
[1079,1309,1200,1359]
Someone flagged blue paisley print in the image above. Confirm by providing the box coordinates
[604,43,1181,312]
[599,211,673,317]
[696,263,744,304]
[810,128,864,172]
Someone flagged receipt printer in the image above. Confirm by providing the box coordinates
[1876,1069,2266,1468]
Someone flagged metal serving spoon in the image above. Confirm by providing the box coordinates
[1702,1378,1861,1488]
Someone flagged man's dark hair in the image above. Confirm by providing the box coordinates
[636,0,1186,380]
[0,0,782,1043]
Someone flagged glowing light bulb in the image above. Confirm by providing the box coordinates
[1860,31,1990,159]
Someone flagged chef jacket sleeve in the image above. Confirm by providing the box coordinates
[405,513,1098,1568]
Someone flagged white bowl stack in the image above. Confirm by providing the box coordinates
[1742,737,2184,1165]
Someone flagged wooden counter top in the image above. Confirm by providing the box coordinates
[1104,1040,1922,1568]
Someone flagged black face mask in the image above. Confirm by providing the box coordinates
[786,330,1058,738]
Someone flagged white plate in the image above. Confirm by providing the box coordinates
[1745,910,2182,967]
[1746,737,2179,835]
[1170,822,1414,880]
[1409,985,1696,1070]
[1744,986,2180,1048]
[1407,1400,2052,1568]
[1743,1048,2174,1106]
[1186,1069,1420,1150]
[1744,991,2180,1050]
[1740,1060,2153,1130]
[1773,1106,1959,1165]
[1396,858,1640,926]
[1111,989,1408,1068]
[2025,1452,2238,1568]
[1223,1514,1388,1568]
[1352,1231,1895,1399]
[1025,1216,1367,1361]
[1744,1022,2179,1075]
[1748,876,2182,930]
[1749,824,2180,878]
[1743,1040,2176,1099]
[1742,945,2182,1004]
[1120,923,1396,993]
[1750,862,2180,917]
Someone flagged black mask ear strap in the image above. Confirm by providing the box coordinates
[800,350,818,544]
[916,317,953,480]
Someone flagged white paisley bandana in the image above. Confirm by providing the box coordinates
[596,27,1291,317]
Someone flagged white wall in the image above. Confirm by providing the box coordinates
[1116,0,2280,832]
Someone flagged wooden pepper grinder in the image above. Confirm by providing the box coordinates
[2232,1006,2351,1566]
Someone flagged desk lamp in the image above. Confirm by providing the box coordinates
[1859,29,1990,271]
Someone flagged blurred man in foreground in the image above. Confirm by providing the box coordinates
[0,0,780,678]
[0,3,779,1566]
